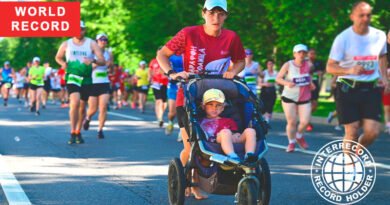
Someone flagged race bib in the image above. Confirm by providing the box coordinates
[67,74,83,87]
[353,56,378,75]
[293,74,310,86]
[266,77,276,83]
[95,71,108,78]
[244,75,257,85]
[151,83,161,90]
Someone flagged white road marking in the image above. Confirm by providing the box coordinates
[0,154,31,205]
[107,111,143,120]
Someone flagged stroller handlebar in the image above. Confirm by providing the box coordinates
[176,73,243,83]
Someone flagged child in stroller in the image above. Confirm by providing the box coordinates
[200,88,258,163]
[167,76,271,205]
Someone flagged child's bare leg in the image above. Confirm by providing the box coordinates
[241,128,257,153]
[216,129,235,155]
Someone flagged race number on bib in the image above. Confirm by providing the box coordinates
[293,74,310,86]
[353,56,378,75]
[67,74,83,87]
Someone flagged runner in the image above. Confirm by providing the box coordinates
[135,61,149,113]
[109,64,122,109]
[28,57,45,116]
[165,54,183,136]
[57,66,69,108]
[42,62,52,109]
[22,61,32,107]
[121,68,131,107]
[14,69,27,104]
[130,69,138,109]
[83,33,113,139]
[306,48,325,132]
[149,48,169,127]
[157,0,245,199]
[385,30,390,134]
[0,61,15,106]
[55,20,105,144]
[50,69,61,104]
[326,75,343,131]
[259,59,278,122]
[276,44,315,152]
[238,48,260,95]
[326,2,388,149]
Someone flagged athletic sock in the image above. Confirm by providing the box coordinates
[288,139,296,144]
[296,132,303,139]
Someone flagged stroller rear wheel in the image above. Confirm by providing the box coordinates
[257,158,271,205]
[237,178,258,205]
[168,158,186,205]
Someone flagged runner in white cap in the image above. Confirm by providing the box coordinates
[83,33,113,139]
[276,44,315,152]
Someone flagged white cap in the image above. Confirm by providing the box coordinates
[80,21,86,28]
[4,61,10,65]
[33,57,40,62]
[139,61,146,66]
[204,0,227,12]
[293,44,308,53]
[96,33,108,40]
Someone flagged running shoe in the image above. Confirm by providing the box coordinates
[83,119,90,131]
[75,133,84,144]
[42,104,46,109]
[131,102,136,109]
[68,133,76,144]
[3,102,7,107]
[244,152,258,163]
[159,121,164,128]
[165,123,174,135]
[327,112,334,124]
[35,111,40,116]
[306,123,313,132]
[97,130,104,139]
[286,143,295,152]
[296,136,309,149]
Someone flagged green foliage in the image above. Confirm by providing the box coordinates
[0,0,389,71]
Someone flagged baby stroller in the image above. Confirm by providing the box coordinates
[168,75,271,205]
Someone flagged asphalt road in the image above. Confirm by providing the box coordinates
[0,98,389,205]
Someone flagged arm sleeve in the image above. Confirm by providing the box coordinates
[166,28,186,55]
[230,34,246,63]
[329,34,345,62]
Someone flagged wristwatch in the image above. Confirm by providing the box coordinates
[166,70,176,78]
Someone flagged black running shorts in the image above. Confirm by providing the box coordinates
[335,83,381,124]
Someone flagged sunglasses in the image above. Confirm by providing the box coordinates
[99,38,108,42]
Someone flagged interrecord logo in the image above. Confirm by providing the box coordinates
[0,2,80,37]
[311,140,376,205]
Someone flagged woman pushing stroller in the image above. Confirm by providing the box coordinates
[157,0,246,200]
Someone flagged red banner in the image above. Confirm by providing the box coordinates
[0,2,80,37]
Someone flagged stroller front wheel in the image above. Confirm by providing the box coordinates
[168,158,186,205]
[236,178,258,205]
